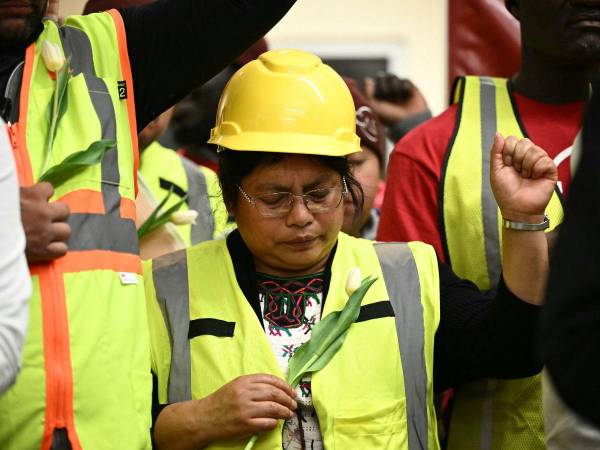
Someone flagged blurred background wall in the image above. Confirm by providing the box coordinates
[59,0,449,114]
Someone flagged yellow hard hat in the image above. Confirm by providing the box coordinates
[208,49,361,157]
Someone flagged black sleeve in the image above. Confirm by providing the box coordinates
[540,84,600,428]
[433,261,542,393]
[119,0,297,132]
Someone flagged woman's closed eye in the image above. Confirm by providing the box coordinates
[257,192,290,207]
[306,188,333,203]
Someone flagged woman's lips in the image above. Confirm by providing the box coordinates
[284,236,318,249]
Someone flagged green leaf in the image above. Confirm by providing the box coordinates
[286,276,378,388]
[137,190,188,239]
[137,188,173,239]
[38,139,116,187]
[55,61,70,126]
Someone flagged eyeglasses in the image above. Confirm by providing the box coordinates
[237,178,348,218]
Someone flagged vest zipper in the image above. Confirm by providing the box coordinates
[47,264,70,437]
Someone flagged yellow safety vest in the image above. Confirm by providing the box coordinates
[139,141,229,246]
[442,76,563,450]
[144,233,441,450]
[0,13,151,450]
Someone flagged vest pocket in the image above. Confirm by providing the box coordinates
[332,399,407,450]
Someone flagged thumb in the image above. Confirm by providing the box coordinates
[491,132,505,172]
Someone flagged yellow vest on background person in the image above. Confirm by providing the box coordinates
[145,232,441,450]
[139,141,229,246]
[441,76,564,450]
[1,12,151,450]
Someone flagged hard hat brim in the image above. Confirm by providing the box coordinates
[209,131,362,157]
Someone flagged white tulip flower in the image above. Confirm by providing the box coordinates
[41,41,65,72]
[170,210,198,226]
[345,267,362,296]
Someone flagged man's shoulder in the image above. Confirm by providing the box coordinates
[391,103,460,165]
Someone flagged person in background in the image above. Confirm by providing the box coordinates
[341,78,386,239]
[170,39,269,173]
[0,122,31,396]
[0,0,296,448]
[540,84,600,448]
[145,48,555,450]
[137,108,229,259]
[378,1,595,448]
[365,72,432,145]
[83,0,230,257]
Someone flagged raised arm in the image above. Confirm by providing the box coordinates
[120,0,297,132]
[490,134,557,304]
[434,134,556,390]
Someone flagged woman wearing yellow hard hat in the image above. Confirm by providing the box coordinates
[144,49,556,450]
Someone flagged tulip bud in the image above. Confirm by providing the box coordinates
[345,267,362,296]
[170,209,198,226]
[41,41,65,72]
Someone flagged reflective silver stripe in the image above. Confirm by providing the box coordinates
[152,250,192,403]
[67,214,137,254]
[60,26,121,215]
[374,242,428,450]
[181,157,215,244]
[479,77,501,288]
[479,76,501,450]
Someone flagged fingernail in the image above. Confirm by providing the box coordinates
[292,400,298,410]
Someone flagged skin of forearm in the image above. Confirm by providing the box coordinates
[154,399,212,450]
[501,214,549,305]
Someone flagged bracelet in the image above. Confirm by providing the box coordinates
[502,214,550,231]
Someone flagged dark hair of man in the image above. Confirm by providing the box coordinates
[218,150,364,224]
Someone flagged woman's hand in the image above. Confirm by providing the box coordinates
[491,133,558,223]
[200,374,297,441]
[154,374,297,450]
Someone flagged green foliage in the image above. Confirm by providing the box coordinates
[137,188,188,239]
[39,139,115,187]
[287,276,377,388]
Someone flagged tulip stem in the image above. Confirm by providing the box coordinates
[41,69,60,177]
[244,434,258,450]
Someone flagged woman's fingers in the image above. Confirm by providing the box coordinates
[249,374,295,398]
[531,155,558,181]
[250,384,297,410]
[249,400,294,420]
[246,418,279,433]
[500,135,520,166]
[498,135,558,181]
[520,145,547,178]
[510,138,533,171]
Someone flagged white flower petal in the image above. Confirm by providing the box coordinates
[345,267,362,296]
[170,210,199,226]
[41,41,65,72]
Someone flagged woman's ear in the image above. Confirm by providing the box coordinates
[225,199,235,219]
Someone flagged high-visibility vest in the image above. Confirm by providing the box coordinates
[144,232,441,450]
[0,13,151,450]
[139,141,229,246]
[442,76,564,450]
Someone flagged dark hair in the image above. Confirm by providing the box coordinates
[218,150,365,224]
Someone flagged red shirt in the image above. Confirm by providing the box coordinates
[377,94,585,260]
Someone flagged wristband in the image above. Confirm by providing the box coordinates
[502,214,550,231]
